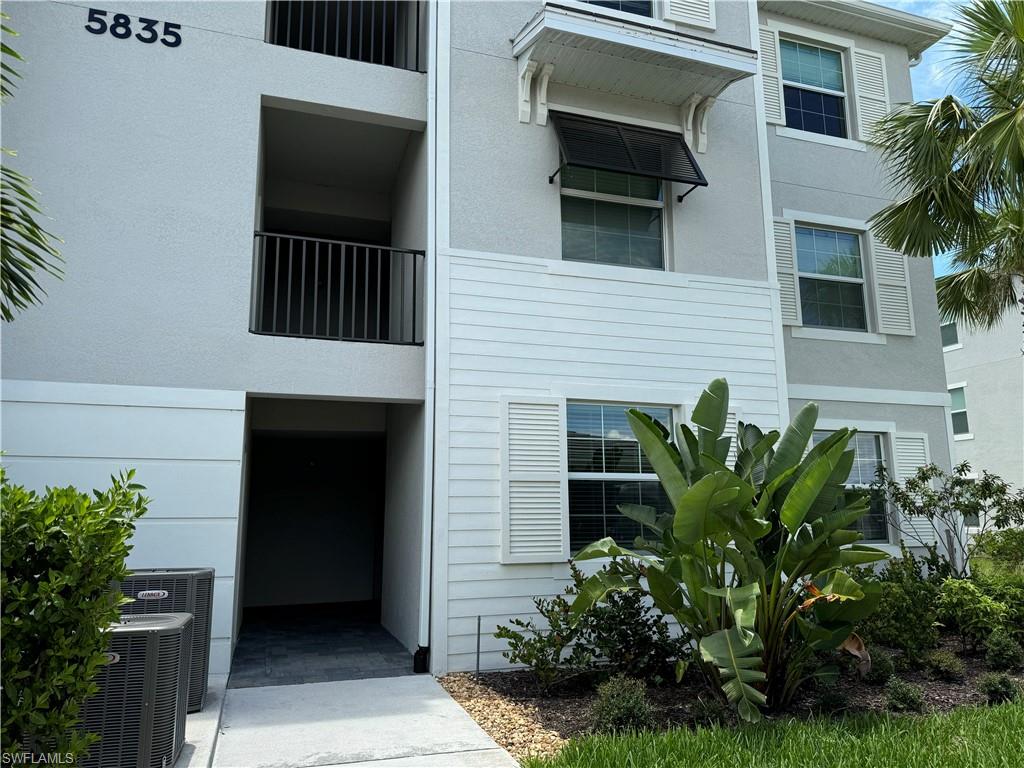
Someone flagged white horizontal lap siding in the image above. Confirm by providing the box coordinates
[443,252,782,671]
[0,380,246,676]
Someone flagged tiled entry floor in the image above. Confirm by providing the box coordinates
[228,604,414,689]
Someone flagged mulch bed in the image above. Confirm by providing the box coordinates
[440,638,1024,763]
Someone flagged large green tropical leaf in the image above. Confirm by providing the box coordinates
[569,565,643,617]
[779,436,853,534]
[673,471,745,545]
[704,583,760,642]
[699,628,767,722]
[765,403,818,485]
[627,409,690,510]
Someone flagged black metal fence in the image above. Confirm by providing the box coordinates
[251,232,424,345]
[266,1,425,72]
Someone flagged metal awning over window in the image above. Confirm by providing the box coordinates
[549,111,707,201]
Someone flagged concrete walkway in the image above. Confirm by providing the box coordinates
[211,675,518,768]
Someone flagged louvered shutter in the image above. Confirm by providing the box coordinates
[500,397,569,564]
[774,218,800,325]
[893,433,936,544]
[724,411,739,468]
[759,26,785,125]
[870,236,915,335]
[664,0,715,29]
[852,49,890,142]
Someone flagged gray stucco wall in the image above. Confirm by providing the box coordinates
[760,10,949,400]
[447,1,769,281]
[1,0,425,402]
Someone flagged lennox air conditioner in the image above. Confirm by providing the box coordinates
[78,613,193,768]
[117,568,214,712]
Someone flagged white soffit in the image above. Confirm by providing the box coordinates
[758,1,951,58]
[513,3,757,108]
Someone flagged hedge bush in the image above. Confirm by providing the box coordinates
[1,469,148,758]
[589,675,653,733]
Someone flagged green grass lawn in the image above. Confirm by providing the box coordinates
[523,702,1024,768]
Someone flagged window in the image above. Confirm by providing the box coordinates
[796,225,867,331]
[780,39,848,138]
[812,430,889,542]
[941,321,959,348]
[950,386,970,435]
[567,403,672,551]
[581,0,654,16]
[560,165,665,270]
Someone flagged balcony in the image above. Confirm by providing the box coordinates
[251,233,424,344]
[250,103,426,347]
[513,2,756,132]
[266,1,426,73]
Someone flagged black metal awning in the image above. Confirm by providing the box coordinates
[549,111,707,201]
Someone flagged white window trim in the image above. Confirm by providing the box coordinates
[778,34,853,141]
[566,400,677,552]
[559,0,662,29]
[775,125,867,151]
[793,223,872,334]
[940,321,961,351]
[791,327,887,344]
[948,382,971,439]
[815,418,896,546]
[559,167,669,272]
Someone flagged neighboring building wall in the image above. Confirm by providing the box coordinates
[0,380,246,675]
[943,314,1024,490]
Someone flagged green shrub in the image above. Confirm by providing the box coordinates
[864,650,895,686]
[977,673,1021,705]
[576,563,690,684]
[496,562,687,691]
[812,681,850,714]
[689,695,733,728]
[974,528,1024,572]
[885,677,925,713]
[589,675,653,733]
[985,628,1024,671]
[495,592,593,693]
[856,581,939,658]
[923,650,966,681]
[1,469,148,758]
[975,572,1024,641]
[936,579,1008,651]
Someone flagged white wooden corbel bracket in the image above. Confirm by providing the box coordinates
[695,96,716,153]
[536,63,554,126]
[518,56,538,124]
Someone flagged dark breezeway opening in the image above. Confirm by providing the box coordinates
[231,398,422,687]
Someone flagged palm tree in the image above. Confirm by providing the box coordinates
[1,13,62,322]
[870,0,1023,330]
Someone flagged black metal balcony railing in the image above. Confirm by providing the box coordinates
[267,1,425,73]
[251,232,424,345]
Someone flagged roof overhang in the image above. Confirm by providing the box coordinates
[758,1,951,59]
[513,2,757,139]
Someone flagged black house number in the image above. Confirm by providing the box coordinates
[84,8,182,47]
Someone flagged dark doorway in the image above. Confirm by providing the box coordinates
[231,432,413,688]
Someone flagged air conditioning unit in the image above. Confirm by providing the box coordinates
[78,613,193,768]
[117,568,214,712]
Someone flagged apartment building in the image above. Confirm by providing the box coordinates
[0,0,951,679]
[941,307,1024,490]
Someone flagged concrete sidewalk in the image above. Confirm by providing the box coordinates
[211,675,518,768]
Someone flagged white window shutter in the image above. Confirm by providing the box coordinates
[759,26,785,125]
[870,236,915,335]
[500,397,569,564]
[852,49,890,142]
[893,433,936,544]
[663,0,715,29]
[725,410,739,467]
[774,218,800,325]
